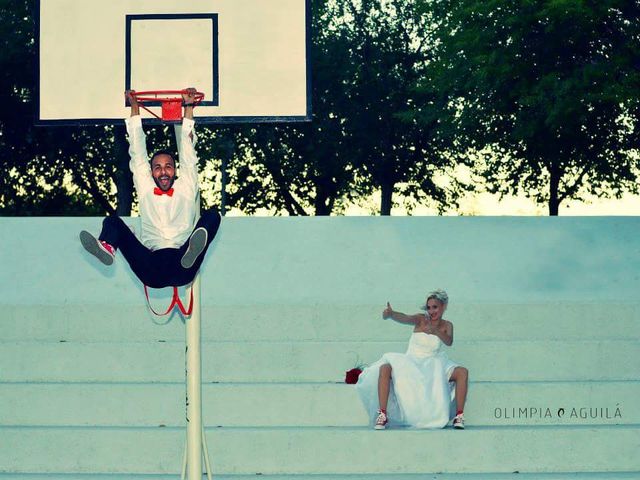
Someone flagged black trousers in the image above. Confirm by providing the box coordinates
[99,209,221,288]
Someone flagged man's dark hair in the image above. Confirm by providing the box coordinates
[149,150,177,168]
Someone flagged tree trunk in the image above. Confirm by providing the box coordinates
[113,125,133,216]
[548,161,560,216]
[217,136,235,216]
[221,155,229,216]
[380,180,394,216]
[314,181,332,216]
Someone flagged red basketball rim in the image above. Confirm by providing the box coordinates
[128,89,204,121]
[130,89,204,104]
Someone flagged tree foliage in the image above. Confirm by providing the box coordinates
[3,0,637,216]
[222,4,360,216]
[333,0,472,214]
[421,0,640,214]
[223,0,471,215]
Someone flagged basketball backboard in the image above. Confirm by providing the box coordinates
[37,0,311,125]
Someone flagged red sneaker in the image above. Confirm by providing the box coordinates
[100,241,115,256]
[80,231,116,265]
[374,410,388,430]
[452,413,465,429]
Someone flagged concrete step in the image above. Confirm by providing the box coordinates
[0,381,634,427]
[1,474,640,480]
[1,340,638,383]
[1,425,639,475]
[1,475,640,480]
[3,303,639,342]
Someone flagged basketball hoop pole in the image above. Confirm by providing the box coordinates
[185,272,202,480]
[180,183,212,480]
[183,271,212,480]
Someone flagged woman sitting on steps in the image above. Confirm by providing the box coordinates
[356,289,469,429]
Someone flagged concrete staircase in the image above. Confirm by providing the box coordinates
[1,216,639,479]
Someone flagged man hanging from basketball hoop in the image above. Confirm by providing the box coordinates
[79,88,221,289]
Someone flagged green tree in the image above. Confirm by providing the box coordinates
[2,0,474,217]
[228,0,470,216]
[336,0,470,215]
[423,0,640,215]
[220,0,359,216]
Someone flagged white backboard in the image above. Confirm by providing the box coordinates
[37,0,311,125]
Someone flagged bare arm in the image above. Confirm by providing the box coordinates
[425,320,454,346]
[382,302,421,325]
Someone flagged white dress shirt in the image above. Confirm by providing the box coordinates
[125,115,198,250]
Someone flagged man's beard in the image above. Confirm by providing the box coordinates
[154,175,175,190]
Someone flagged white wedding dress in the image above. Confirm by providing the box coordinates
[356,332,459,428]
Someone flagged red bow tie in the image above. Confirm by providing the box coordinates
[154,187,174,197]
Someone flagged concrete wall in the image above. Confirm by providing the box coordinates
[1,216,639,478]
[2,216,639,306]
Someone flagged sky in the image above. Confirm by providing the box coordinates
[461,192,640,216]
[398,191,640,216]
[221,190,640,217]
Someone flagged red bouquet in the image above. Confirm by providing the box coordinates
[345,367,363,384]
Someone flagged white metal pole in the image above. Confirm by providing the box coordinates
[185,272,203,480]
[177,125,212,480]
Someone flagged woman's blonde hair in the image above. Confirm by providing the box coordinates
[426,289,449,306]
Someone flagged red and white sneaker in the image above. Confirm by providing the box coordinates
[374,410,388,430]
[452,413,465,429]
[80,230,115,266]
